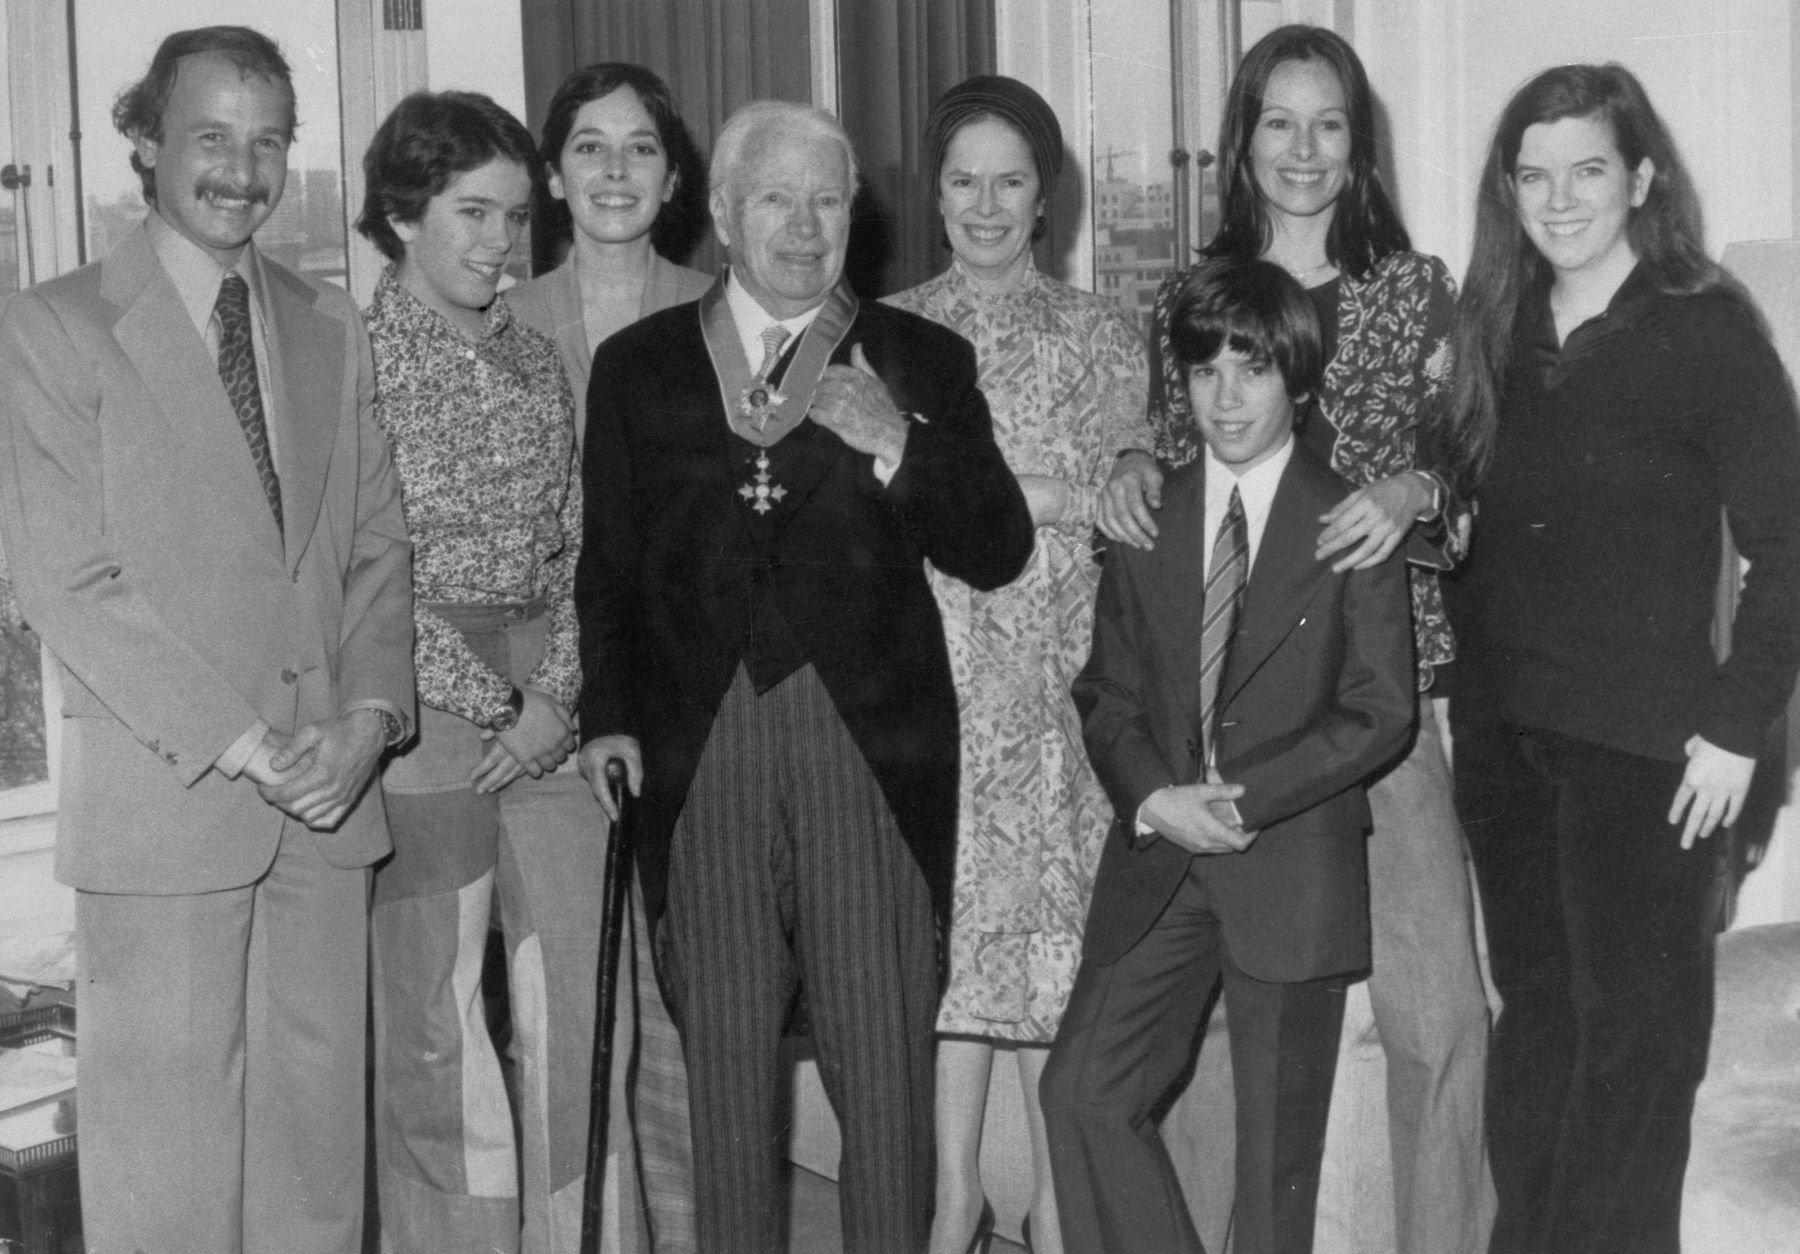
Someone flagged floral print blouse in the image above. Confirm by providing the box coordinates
[366,271,582,725]
[1146,250,1464,685]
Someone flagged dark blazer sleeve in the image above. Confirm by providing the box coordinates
[865,322,1033,591]
[1073,538,1181,825]
[1695,294,1800,757]
[1230,548,1415,834]
[575,329,641,742]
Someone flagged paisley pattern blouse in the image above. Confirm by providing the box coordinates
[1146,250,1463,684]
[366,271,582,724]
[887,258,1152,1040]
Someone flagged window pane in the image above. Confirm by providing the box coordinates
[77,2,346,285]
[1,1,50,803]
[1091,4,1176,336]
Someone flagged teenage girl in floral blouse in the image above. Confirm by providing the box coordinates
[356,92,642,1254]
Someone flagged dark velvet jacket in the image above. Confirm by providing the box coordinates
[1447,266,1800,763]
[576,288,1033,929]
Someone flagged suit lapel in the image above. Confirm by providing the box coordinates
[255,251,341,568]
[107,234,285,558]
[1220,451,1333,707]
[1142,466,1209,734]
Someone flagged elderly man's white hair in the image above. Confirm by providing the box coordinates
[708,100,860,204]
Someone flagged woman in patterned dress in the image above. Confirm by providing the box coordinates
[508,63,711,1254]
[1101,26,1492,1254]
[886,76,1152,1254]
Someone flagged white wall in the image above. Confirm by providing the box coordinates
[1362,0,1795,281]
[422,0,527,117]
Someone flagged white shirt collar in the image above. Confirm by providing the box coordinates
[144,211,262,339]
[724,268,826,373]
[1202,434,1296,575]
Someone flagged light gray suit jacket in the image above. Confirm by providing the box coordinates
[0,225,414,894]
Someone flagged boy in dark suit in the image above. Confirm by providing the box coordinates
[1042,257,1416,1254]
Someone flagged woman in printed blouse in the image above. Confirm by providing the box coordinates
[508,62,711,1254]
[1102,26,1491,1254]
[884,76,1152,1254]
[356,93,645,1254]
[1446,64,1800,1254]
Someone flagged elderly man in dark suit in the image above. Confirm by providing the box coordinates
[574,99,1032,1254]
[0,26,412,1254]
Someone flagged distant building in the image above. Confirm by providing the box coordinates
[1091,164,1224,334]
[1093,173,1177,333]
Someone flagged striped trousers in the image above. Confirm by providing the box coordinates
[657,664,939,1254]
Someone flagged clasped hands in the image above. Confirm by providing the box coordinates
[243,711,389,830]
[469,686,578,795]
[1141,774,1256,856]
[243,685,578,826]
[809,343,908,469]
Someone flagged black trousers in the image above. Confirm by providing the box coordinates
[1041,860,1346,1254]
[657,664,938,1254]
[1456,724,1727,1254]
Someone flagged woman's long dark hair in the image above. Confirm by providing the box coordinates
[1205,24,1408,279]
[531,62,706,269]
[1444,62,1727,491]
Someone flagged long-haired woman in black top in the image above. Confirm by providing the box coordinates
[1446,63,1800,1254]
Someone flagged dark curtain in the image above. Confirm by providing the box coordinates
[837,0,995,298]
[519,0,814,274]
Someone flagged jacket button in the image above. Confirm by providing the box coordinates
[281,668,299,684]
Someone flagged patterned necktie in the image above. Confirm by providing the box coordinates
[215,271,283,535]
[756,323,791,381]
[1199,486,1249,765]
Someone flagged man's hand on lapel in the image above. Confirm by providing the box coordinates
[256,710,388,829]
[811,343,908,468]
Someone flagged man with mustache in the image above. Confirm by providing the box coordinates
[0,26,413,1253]
[575,100,1033,1253]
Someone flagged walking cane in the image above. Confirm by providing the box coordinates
[580,757,632,1254]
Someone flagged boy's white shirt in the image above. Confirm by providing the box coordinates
[1200,433,1295,579]
[1137,430,1297,836]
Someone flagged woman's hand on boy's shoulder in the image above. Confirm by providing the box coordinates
[1315,471,1437,571]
